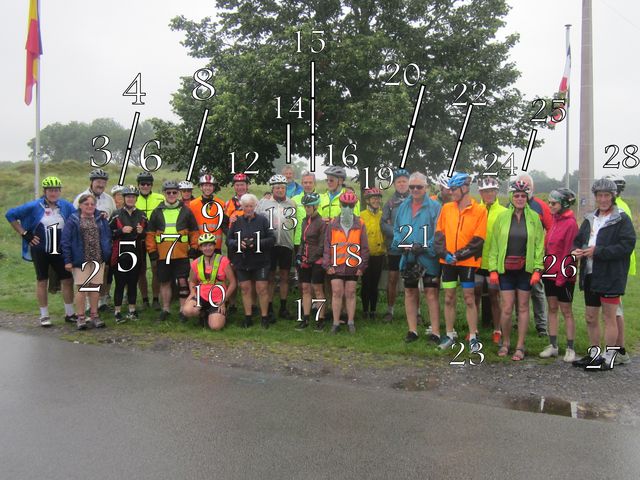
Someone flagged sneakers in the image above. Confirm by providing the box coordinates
[563,348,576,363]
[241,317,253,328]
[404,331,419,343]
[93,317,105,328]
[348,324,356,334]
[77,317,88,330]
[126,311,139,322]
[158,310,170,322]
[382,312,393,323]
[615,352,631,365]
[539,345,559,358]
[64,314,78,324]
[261,317,270,329]
[585,355,613,371]
[39,316,52,327]
[330,324,340,335]
[492,330,502,345]
[427,334,441,345]
[295,320,308,330]
[469,338,481,354]
[115,312,126,324]
[572,353,594,368]
[438,335,455,350]
[314,320,325,332]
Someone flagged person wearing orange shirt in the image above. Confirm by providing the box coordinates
[189,174,226,254]
[434,172,487,353]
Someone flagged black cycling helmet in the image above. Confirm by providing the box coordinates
[162,180,180,191]
[548,188,576,211]
[89,168,109,181]
[137,171,154,184]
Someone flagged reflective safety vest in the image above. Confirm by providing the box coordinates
[330,226,362,266]
[194,254,222,285]
[155,207,188,244]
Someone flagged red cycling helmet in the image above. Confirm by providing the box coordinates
[339,191,358,206]
[232,173,249,184]
[364,187,382,199]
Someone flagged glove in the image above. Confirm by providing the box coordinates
[489,271,499,285]
[22,230,35,243]
[411,242,424,254]
[188,248,200,259]
[530,271,541,286]
[445,253,456,265]
[148,251,159,262]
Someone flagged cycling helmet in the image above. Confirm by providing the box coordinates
[162,180,180,191]
[478,177,500,191]
[198,233,217,245]
[268,174,287,186]
[232,173,249,184]
[604,174,626,194]
[364,188,383,199]
[339,191,358,206]
[325,165,347,180]
[591,178,618,197]
[301,192,321,206]
[136,171,154,184]
[436,171,452,189]
[89,168,109,181]
[393,168,410,179]
[111,185,124,195]
[509,180,532,196]
[42,176,62,189]
[548,188,576,210]
[121,185,139,196]
[447,172,471,189]
[178,180,194,190]
[199,174,218,185]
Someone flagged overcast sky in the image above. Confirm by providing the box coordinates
[1,0,639,181]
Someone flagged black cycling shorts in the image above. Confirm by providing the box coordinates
[31,247,72,281]
[236,265,270,283]
[387,254,401,272]
[583,274,620,307]
[270,245,293,271]
[299,263,325,284]
[404,274,440,289]
[542,278,575,303]
[156,258,190,283]
[441,264,476,289]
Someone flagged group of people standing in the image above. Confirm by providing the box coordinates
[5,164,636,369]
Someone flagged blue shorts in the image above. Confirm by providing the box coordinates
[499,269,531,291]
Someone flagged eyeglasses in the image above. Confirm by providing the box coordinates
[139,183,152,187]
[165,191,179,195]
[512,193,528,199]
[409,185,425,190]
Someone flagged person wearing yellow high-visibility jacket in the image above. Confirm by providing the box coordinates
[360,188,386,320]
[606,174,635,365]
[319,166,360,220]
[146,180,199,323]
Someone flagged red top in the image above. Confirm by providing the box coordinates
[543,210,579,285]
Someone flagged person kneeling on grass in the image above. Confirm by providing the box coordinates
[183,233,237,331]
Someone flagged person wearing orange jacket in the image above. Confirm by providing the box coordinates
[189,174,226,254]
[146,180,199,322]
[434,172,487,354]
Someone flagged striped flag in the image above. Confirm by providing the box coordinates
[25,0,42,105]
[548,45,570,127]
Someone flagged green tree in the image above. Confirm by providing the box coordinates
[155,0,539,185]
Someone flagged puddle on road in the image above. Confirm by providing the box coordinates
[392,376,439,391]
[504,395,618,422]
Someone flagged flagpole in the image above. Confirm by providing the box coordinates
[564,24,571,190]
[578,0,594,217]
[33,0,41,199]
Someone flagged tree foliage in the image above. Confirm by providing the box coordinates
[156,0,541,185]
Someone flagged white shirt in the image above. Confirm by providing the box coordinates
[73,188,116,218]
[586,212,611,274]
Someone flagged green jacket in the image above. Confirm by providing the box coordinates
[480,199,508,270]
[291,191,315,246]
[488,204,544,274]
[616,197,636,276]
[319,188,360,220]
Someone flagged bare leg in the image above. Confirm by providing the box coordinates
[499,290,516,348]
[515,289,531,350]
[344,281,357,322]
[425,287,440,336]
[331,279,344,325]
[444,289,456,334]
[405,288,419,333]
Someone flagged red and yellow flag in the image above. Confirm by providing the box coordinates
[25,0,42,105]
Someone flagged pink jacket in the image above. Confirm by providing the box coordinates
[544,210,579,286]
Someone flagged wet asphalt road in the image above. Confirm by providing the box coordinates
[1,329,639,480]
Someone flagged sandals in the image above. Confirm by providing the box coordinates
[498,345,510,357]
[511,347,525,361]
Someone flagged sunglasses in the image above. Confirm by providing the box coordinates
[139,182,152,187]
[512,193,528,199]
[165,191,179,195]
[409,185,425,190]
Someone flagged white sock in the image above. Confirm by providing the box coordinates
[64,303,75,316]
[39,307,49,318]
[447,331,456,339]
[469,333,477,341]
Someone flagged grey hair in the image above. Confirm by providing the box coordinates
[409,172,428,184]
[240,193,258,206]
[281,165,295,174]
[301,171,316,180]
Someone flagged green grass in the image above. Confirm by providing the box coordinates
[1,160,639,364]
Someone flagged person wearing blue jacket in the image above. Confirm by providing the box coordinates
[61,193,112,330]
[5,176,76,327]
[391,172,442,344]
